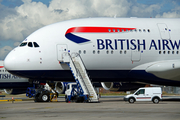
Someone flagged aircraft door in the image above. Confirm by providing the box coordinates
[57,44,68,62]
[157,23,170,39]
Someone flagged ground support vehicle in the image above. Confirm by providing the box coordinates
[124,87,162,104]
[26,83,58,102]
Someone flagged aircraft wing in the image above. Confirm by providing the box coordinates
[146,60,180,81]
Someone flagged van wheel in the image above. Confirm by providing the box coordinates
[153,98,159,104]
[129,98,135,103]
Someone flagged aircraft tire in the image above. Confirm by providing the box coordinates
[75,96,84,103]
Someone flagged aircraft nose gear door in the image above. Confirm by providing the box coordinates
[57,44,68,62]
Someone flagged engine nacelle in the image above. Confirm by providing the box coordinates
[4,88,27,95]
[54,82,69,94]
[101,82,120,91]
[101,82,146,91]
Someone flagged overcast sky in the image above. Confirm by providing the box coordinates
[0,0,180,60]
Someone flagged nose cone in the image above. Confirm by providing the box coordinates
[4,48,17,71]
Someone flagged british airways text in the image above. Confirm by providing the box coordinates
[97,39,180,50]
[0,74,20,79]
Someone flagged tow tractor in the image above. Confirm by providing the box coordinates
[26,82,58,102]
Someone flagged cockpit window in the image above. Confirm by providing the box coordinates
[33,42,39,47]
[19,42,27,47]
[28,42,33,47]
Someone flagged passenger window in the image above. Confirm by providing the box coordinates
[97,50,100,54]
[147,29,150,32]
[28,42,33,47]
[83,50,86,54]
[19,42,27,47]
[79,50,81,54]
[135,89,145,95]
[33,42,39,47]
[93,50,95,54]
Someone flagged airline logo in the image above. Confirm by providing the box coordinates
[65,27,135,44]
[0,66,4,68]
[65,27,180,50]
[0,74,20,79]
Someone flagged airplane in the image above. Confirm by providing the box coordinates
[4,17,180,96]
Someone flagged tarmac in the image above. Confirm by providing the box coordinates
[0,96,180,120]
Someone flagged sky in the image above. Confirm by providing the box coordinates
[0,0,180,60]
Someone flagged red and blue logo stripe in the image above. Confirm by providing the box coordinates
[65,27,136,44]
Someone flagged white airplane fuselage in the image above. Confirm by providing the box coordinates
[4,18,180,86]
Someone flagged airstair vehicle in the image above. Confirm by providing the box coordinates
[62,52,99,103]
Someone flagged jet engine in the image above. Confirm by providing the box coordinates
[101,82,146,91]
[54,82,69,94]
[4,88,27,95]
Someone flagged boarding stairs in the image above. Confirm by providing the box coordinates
[61,52,98,102]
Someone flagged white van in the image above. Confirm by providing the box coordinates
[124,87,162,104]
